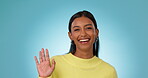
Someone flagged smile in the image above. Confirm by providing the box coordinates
[79,38,90,44]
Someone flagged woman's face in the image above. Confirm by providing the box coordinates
[68,16,98,51]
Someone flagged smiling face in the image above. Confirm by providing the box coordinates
[68,16,99,52]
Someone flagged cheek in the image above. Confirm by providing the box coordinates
[88,31,96,41]
[88,30,96,36]
[71,32,79,40]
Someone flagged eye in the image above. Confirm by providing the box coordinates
[74,29,80,31]
[86,27,92,30]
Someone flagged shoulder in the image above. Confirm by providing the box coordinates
[98,59,117,77]
[99,59,116,72]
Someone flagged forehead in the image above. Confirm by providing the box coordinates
[71,16,94,27]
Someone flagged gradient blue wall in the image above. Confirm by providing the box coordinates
[0,0,147,78]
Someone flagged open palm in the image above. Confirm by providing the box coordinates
[34,48,56,77]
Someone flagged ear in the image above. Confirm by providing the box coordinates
[68,32,73,40]
[95,29,99,38]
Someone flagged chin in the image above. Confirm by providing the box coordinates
[77,45,92,50]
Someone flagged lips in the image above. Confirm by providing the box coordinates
[79,38,90,44]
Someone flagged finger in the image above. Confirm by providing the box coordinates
[45,49,50,61]
[51,59,56,70]
[34,56,39,65]
[46,49,51,66]
[39,51,43,63]
[41,48,46,61]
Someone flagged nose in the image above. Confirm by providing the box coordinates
[80,29,87,37]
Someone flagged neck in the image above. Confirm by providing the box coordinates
[74,47,94,59]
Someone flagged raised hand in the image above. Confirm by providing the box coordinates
[34,48,56,77]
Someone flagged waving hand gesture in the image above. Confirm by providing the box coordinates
[34,48,56,77]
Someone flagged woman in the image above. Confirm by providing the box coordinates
[34,10,118,78]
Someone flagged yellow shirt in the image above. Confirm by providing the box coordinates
[39,53,117,78]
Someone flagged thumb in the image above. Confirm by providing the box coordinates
[51,59,56,70]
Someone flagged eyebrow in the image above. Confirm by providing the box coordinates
[73,26,80,28]
[73,24,93,28]
[84,24,93,27]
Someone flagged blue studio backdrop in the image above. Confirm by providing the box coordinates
[0,0,148,78]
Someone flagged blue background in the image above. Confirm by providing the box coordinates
[0,0,147,78]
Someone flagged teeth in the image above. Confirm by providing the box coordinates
[79,39,89,42]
